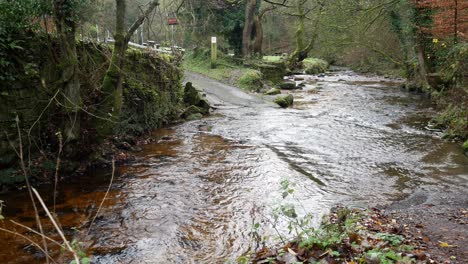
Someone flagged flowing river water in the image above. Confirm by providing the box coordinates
[1,70,467,263]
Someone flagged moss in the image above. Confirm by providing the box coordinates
[237,69,263,92]
[265,88,281,95]
[186,113,203,121]
[433,103,468,140]
[181,105,204,119]
[274,94,294,108]
[115,49,183,135]
[255,62,287,84]
[303,58,329,74]
[462,140,468,153]
[263,56,283,62]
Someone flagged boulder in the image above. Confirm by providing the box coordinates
[265,88,281,95]
[181,105,203,119]
[274,94,294,108]
[183,82,211,115]
[278,81,297,90]
[183,82,201,106]
[238,70,264,92]
[256,62,287,84]
[303,58,329,74]
[197,98,210,115]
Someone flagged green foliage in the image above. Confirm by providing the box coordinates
[69,239,91,264]
[364,249,414,264]
[263,180,416,263]
[0,0,42,82]
[375,233,405,246]
[219,6,245,56]
[463,140,468,153]
[439,43,468,84]
[434,103,468,140]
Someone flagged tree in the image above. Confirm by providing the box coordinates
[53,0,84,142]
[242,0,257,57]
[241,0,289,57]
[288,0,323,67]
[98,0,159,136]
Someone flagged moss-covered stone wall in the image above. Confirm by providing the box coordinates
[0,34,183,182]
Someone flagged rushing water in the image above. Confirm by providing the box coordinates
[1,70,467,263]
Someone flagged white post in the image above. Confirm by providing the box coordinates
[211,36,217,68]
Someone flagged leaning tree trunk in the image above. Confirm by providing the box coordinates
[53,1,82,142]
[288,0,307,67]
[97,0,159,136]
[242,0,257,58]
[288,0,322,68]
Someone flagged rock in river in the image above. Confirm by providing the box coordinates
[274,94,294,108]
[265,88,281,95]
[278,81,297,90]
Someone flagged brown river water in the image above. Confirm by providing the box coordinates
[1,70,467,263]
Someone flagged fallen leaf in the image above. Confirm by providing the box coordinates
[287,247,297,256]
[439,241,455,248]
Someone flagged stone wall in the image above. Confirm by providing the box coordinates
[0,36,183,181]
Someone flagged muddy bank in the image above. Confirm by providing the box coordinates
[384,190,467,263]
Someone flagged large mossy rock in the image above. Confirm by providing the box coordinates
[184,82,202,105]
[303,58,329,75]
[238,70,264,92]
[274,94,294,108]
[255,62,287,84]
[182,82,210,119]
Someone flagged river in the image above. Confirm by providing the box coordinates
[1,69,467,263]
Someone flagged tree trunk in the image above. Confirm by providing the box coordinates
[288,0,308,67]
[253,15,263,55]
[97,0,159,136]
[415,35,429,85]
[242,0,257,58]
[288,0,322,68]
[53,0,82,142]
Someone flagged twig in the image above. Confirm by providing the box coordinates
[32,188,80,264]
[10,116,50,264]
[10,220,63,248]
[87,159,115,235]
[53,132,63,214]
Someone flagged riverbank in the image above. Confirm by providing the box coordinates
[0,34,206,191]
[253,193,467,263]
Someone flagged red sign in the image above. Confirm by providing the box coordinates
[168,18,178,25]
